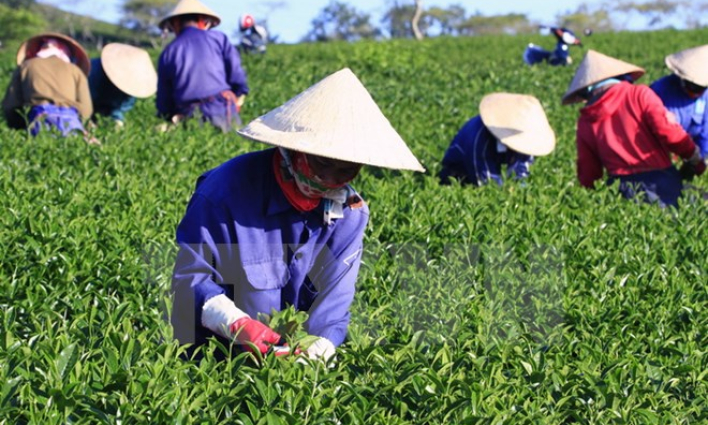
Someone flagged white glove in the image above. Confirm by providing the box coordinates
[201,294,249,339]
[305,337,336,361]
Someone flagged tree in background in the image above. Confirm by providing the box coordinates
[557,4,616,33]
[381,1,429,38]
[426,4,466,36]
[0,3,46,45]
[0,0,36,8]
[304,1,380,42]
[120,0,173,45]
[411,0,424,40]
[458,13,535,35]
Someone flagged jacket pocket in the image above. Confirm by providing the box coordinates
[242,259,290,290]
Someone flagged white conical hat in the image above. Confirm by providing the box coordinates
[159,0,221,30]
[665,45,708,87]
[562,50,645,105]
[237,68,425,172]
[101,43,157,98]
[479,93,556,156]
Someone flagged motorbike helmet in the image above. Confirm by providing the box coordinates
[240,14,255,31]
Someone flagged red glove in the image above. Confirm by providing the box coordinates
[229,317,282,354]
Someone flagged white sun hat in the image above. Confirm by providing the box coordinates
[665,44,708,87]
[100,43,157,98]
[479,93,556,156]
[159,0,221,31]
[237,68,425,172]
[562,50,645,105]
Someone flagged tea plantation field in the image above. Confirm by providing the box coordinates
[1,28,706,424]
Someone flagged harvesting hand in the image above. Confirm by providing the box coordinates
[229,317,282,354]
[304,337,336,362]
[679,147,706,181]
[202,294,282,354]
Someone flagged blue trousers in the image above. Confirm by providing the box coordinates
[179,93,242,132]
[28,104,85,137]
[609,167,683,208]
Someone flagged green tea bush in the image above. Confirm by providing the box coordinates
[1,28,706,424]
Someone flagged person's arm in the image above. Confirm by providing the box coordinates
[110,96,136,123]
[1,68,26,129]
[76,72,93,121]
[171,192,281,353]
[304,207,369,349]
[576,125,604,188]
[222,37,249,96]
[639,85,696,159]
[508,154,534,180]
[155,54,175,119]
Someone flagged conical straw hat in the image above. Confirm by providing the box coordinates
[16,32,90,76]
[101,43,157,98]
[237,68,425,172]
[159,0,221,30]
[665,44,708,87]
[479,93,556,156]
[562,50,645,105]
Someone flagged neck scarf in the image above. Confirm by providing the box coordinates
[36,40,72,64]
[273,148,353,224]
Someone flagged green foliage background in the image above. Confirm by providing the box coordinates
[1,29,707,424]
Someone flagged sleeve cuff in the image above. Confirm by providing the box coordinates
[201,294,249,339]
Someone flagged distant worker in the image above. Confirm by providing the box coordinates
[89,43,157,127]
[156,0,249,132]
[439,93,556,186]
[238,13,268,54]
[2,32,95,142]
[563,50,706,208]
[650,45,708,158]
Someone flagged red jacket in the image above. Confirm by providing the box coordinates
[576,81,695,188]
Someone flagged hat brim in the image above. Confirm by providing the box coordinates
[101,43,157,98]
[479,93,556,156]
[16,32,90,76]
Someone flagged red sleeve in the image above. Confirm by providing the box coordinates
[576,122,604,188]
[638,85,696,159]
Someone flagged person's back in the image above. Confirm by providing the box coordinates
[156,0,249,132]
[650,45,708,157]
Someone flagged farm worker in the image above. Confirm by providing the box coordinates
[562,50,706,208]
[89,43,157,127]
[439,93,556,186]
[650,45,708,159]
[238,13,268,54]
[170,68,425,361]
[1,32,96,142]
[156,0,249,132]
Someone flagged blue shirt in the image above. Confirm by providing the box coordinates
[156,27,249,118]
[88,58,136,122]
[440,116,533,186]
[171,149,369,348]
[651,74,708,156]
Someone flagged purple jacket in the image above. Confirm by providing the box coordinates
[171,149,368,348]
[157,27,249,118]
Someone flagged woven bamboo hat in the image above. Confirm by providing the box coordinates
[479,93,556,156]
[16,32,90,76]
[100,43,157,98]
[562,50,645,105]
[665,45,708,87]
[159,0,221,30]
[237,68,425,172]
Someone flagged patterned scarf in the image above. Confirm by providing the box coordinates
[272,148,353,224]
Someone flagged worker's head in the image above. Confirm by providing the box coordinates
[665,45,708,99]
[240,14,255,32]
[159,0,221,33]
[562,50,645,105]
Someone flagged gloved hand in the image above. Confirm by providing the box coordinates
[229,317,282,354]
[680,147,707,181]
[304,337,336,361]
